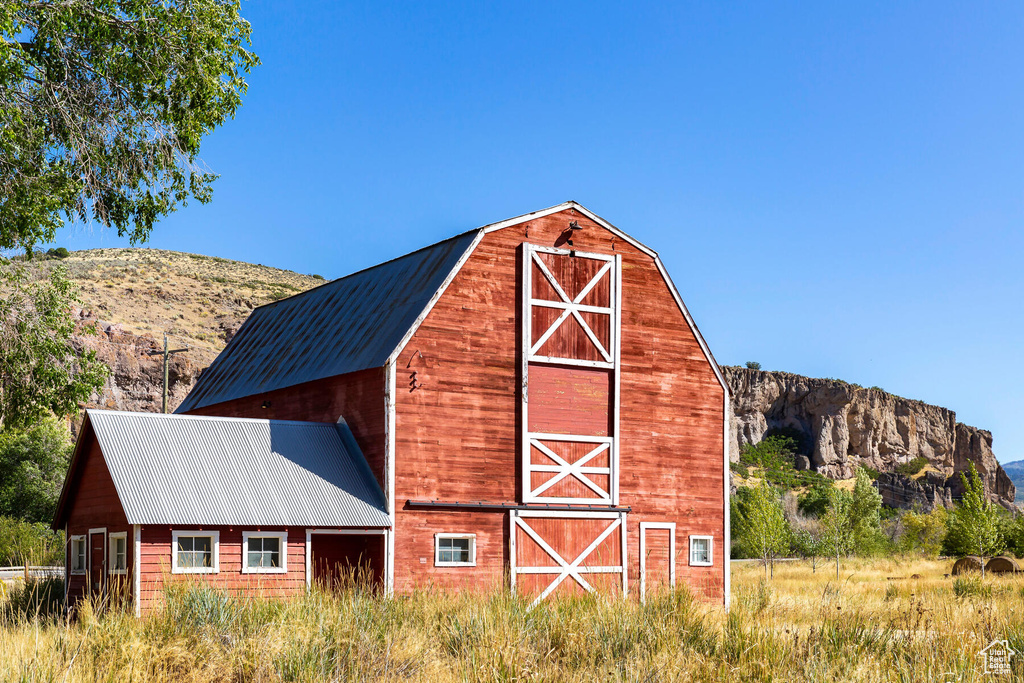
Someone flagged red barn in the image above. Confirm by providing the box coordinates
[54,202,730,615]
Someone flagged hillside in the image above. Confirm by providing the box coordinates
[24,248,324,417]
[1003,460,1024,504]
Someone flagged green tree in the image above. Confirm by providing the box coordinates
[849,466,886,554]
[798,480,834,518]
[820,488,853,579]
[0,0,259,251]
[0,266,108,430]
[944,463,1004,577]
[740,481,789,578]
[895,507,948,557]
[0,416,73,523]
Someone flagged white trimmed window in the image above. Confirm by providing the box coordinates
[434,534,476,567]
[172,531,219,574]
[242,531,287,574]
[109,532,128,574]
[70,535,87,574]
[689,535,713,567]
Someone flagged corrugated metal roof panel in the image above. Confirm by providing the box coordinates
[177,231,479,413]
[88,410,390,528]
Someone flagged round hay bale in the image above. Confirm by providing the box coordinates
[951,556,983,575]
[985,556,1020,574]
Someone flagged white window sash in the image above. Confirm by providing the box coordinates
[70,535,87,575]
[434,533,476,567]
[689,535,714,567]
[171,530,220,574]
[109,532,128,575]
[241,531,288,574]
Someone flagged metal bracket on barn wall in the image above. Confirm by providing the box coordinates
[406,349,424,392]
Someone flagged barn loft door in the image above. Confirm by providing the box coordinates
[521,244,621,506]
[510,510,628,607]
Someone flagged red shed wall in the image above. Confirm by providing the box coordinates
[393,209,726,601]
[185,368,387,489]
[64,433,132,606]
[137,525,307,615]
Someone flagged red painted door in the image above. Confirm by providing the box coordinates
[89,532,105,598]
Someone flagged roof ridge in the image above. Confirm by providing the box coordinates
[250,227,484,313]
[87,408,336,428]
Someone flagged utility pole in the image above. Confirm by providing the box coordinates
[147,334,188,413]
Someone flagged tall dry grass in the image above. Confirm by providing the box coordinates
[1,559,1022,681]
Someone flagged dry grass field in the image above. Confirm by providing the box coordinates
[1,559,1022,682]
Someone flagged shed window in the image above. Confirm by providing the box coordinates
[70,536,86,574]
[242,531,287,574]
[435,534,476,567]
[689,535,713,567]
[172,531,219,574]
[109,532,127,574]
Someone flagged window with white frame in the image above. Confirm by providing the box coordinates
[242,531,287,573]
[70,535,87,574]
[172,530,219,574]
[109,532,128,574]
[434,534,476,567]
[689,535,713,566]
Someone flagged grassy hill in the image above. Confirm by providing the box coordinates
[22,248,326,415]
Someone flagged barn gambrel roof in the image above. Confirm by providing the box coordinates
[177,202,727,413]
[53,410,390,529]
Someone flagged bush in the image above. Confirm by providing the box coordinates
[1,576,65,622]
[952,575,991,599]
[45,247,69,259]
[0,517,64,566]
[895,457,930,477]
[745,361,761,370]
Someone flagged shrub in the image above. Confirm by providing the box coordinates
[310,274,325,280]
[1,576,65,622]
[0,517,64,566]
[895,457,930,477]
[952,575,991,599]
[745,361,761,370]
[45,247,69,259]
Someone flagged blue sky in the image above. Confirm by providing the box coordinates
[53,3,1024,463]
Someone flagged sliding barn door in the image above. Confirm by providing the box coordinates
[515,244,625,602]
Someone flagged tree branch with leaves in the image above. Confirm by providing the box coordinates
[0,0,259,251]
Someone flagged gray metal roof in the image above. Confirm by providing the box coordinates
[83,410,390,527]
[177,231,479,413]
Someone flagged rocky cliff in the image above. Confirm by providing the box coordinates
[725,367,1015,510]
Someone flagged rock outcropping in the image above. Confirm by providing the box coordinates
[725,367,1015,510]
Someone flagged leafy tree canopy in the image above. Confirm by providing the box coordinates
[0,416,72,523]
[0,265,108,429]
[943,463,1004,559]
[0,0,258,251]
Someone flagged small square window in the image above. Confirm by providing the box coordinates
[689,536,713,567]
[242,532,287,574]
[109,532,127,574]
[172,531,219,574]
[435,534,475,567]
[70,536,87,574]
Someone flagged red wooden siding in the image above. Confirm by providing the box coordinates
[185,368,387,489]
[64,433,132,606]
[393,511,506,593]
[393,208,726,602]
[137,525,308,614]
